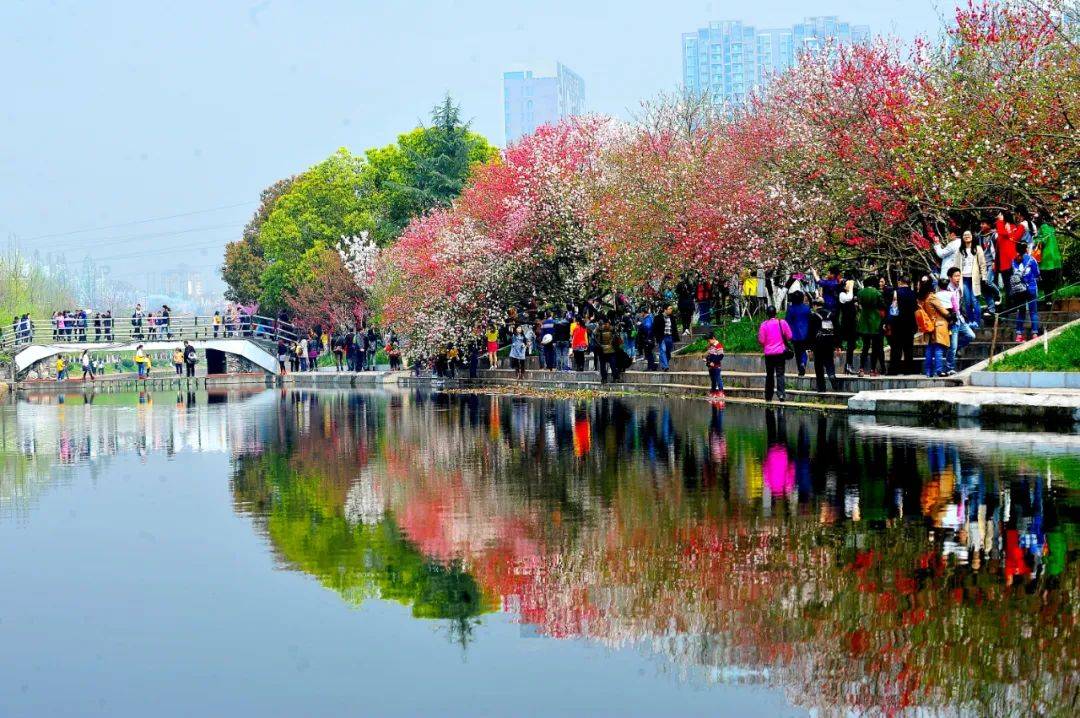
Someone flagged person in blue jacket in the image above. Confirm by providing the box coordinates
[785,291,812,376]
[1010,242,1041,341]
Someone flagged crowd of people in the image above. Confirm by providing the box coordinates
[10,205,1067,398]
[407,205,1064,403]
[752,208,1058,400]
[272,325,402,375]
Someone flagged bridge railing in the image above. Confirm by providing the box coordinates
[0,314,300,354]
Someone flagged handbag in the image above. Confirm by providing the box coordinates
[776,319,795,360]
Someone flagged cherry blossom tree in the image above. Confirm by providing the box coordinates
[378,118,613,354]
[378,1,1079,348]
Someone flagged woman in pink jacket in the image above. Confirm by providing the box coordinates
[758,306,793,403]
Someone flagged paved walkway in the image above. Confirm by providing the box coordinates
[848,385,1080,425]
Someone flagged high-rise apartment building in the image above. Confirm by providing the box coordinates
[503,63,585,145]
[683,16,870,105]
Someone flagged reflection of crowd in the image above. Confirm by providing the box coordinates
[227,390,1077,714]
[264,390,1071,593]
[925,443,1063,587]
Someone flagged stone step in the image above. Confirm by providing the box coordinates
[480,368,959,395]
[463,375,848,411]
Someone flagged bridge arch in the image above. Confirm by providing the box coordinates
[4,314,296,379]
[13,339,280,377]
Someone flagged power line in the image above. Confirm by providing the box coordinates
[42,223,241,251]
[19,201,255,241]
[80,238,233,263]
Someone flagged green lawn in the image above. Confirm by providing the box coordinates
[677,318,765,355]
[988,324,1080,372]
[316,349,388,368]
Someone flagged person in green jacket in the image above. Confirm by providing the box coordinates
[1034,210,1062,299]
[856,277,885,376]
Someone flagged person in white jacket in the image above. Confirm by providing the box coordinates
[933,229,962,276]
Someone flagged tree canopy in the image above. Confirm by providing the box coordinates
[363,96,499,245]
[220,96,496,313]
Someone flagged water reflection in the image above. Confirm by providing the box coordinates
[224,390,1077,716]
[0,388,272,517]
[1,388,1076,715]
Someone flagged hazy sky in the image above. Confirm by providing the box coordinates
[0,0,947,291]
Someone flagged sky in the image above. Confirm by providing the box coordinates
[0,0,947,294]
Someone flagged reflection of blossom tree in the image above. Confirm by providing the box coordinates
[230,402,496,638]
[229,390,1078,714]
[374,395,1079,715]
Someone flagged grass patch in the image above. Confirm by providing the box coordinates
[1053,284,1080,300]
[677,318,767,354]
[988,324,1080,371]
[316,349,388,368]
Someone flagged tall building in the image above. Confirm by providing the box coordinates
[682,16,870,106]
[503,63,585,145]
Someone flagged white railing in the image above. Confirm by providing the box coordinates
[1,314,299,353]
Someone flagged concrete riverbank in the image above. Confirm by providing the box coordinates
[847,386,1080,427]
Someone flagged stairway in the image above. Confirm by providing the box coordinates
[470,365,964,411]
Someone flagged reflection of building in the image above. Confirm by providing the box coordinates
[503,62,586,144]
[682,16,870,105]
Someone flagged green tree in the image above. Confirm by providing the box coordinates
[220,240,266,305]
[362,95,498,245]
[219,97,497,310]
[0,253,76,322]
[221,176,293,304]
[255,148,373,309]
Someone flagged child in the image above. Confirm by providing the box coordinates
[55,356,67,382]
[134,345,150,379]
[1010,241,1041,342]
[705,337,725,398]
[485,324,499,369]
[173,347,185,376]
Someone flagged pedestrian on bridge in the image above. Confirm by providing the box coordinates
[134,345,150,379]
[80,350,95,382]
[306,331,319,371]
[172,347,184,376]
[366,327,379,370]
[297,336,309,371]
[132,305,144,340]
[332,331,346,371]
[183,341,198,378]
[276,339,289,375]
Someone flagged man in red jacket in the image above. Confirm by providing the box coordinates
[995,211,1025,295]
[695,279,713,328]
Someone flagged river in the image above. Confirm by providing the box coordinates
[0,387,1076,717]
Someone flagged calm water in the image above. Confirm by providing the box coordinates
[0,388,1077,717]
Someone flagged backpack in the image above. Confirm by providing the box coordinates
[816,310,835,337]
[1009,264,1029,296]
[915,307,935,334]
